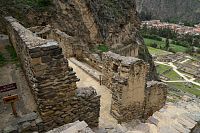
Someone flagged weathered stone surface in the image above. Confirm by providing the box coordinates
[17,112,38,124]
[5,16,100,132]
[3,125,18,133]
[47,121,94,133]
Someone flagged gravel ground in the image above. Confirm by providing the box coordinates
[0,35,37,129]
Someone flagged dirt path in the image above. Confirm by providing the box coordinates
[0,35,37,129]
[68,59,118,129]
[155,61,200,88]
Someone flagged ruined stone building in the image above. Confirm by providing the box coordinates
[4,16,100,132]
[0,1,169,132]
[3,16,168,132]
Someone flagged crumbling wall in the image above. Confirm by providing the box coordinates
[5,16,100,131]
[29,25,87,59]
[111,43,139,57]
[102,52,167,122]
[144,81,168,119]
[102,52,147,122]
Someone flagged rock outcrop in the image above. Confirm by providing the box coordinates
[0,0,158,81]
[136,0,200,24]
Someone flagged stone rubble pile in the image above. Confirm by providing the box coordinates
[1,112,43,133]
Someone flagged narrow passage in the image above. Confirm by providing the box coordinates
[68,59,118,128]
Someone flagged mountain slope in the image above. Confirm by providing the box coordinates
[0,0,158,80]
[136,0,200,24]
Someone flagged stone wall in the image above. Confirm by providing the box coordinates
[102,52,147,122]
[144,81,168,119]
[29,25,87,59]
[5,16,100,131]
[111,43,139,57]
[102,52,167,122]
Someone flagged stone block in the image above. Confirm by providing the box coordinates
[41,56,52,63]
[3,125,18,133]
[29,47,41,53]
[41,45,58,51]
[31,58,41,65]
[20,122,31,132]
[30,52,42,58]
[50,48,62,56]
[35,118,43,125]
[17,112,38,124]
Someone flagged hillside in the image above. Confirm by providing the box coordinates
[0,0,158,80]
[136,0,200,24]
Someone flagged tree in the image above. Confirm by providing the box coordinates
[186,47,194,54]
[165,38,170,50]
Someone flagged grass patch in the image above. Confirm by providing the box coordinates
[5,45,18,61]
[144,38,188,53]
[168,82,200,97]
[157,64,182,80]
[97,44,109,52]
[156,64,171,74]
[164,70,182,80]
[195,79,200,83]
[147,46,171,56]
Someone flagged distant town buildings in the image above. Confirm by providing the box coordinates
[142,20,200,36]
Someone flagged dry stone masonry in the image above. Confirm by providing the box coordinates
[102,52,168,122]
[4,16,100,132]
[102,52,147,122]
[144,81,168,119]
[29,25,87,59]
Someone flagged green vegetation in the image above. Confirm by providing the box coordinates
[147,46,171,56]
[144,38,188,53]
[5,45,18,61]
[156,64,182,80]
[195,79,200,84]
[141,25,200,55]
[168,82,200,97]
[97,44,109,52]
[164,70,182,80]
[156,64,171,74]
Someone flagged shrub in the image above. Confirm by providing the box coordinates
[168,48,176,53]
[5,45,18,61]
[150,43,158,48]
[97,44,109,52]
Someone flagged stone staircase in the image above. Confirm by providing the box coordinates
[46,121,94,133]
[109,100,200,133]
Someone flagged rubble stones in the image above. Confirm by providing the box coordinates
[2,112,43,133]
